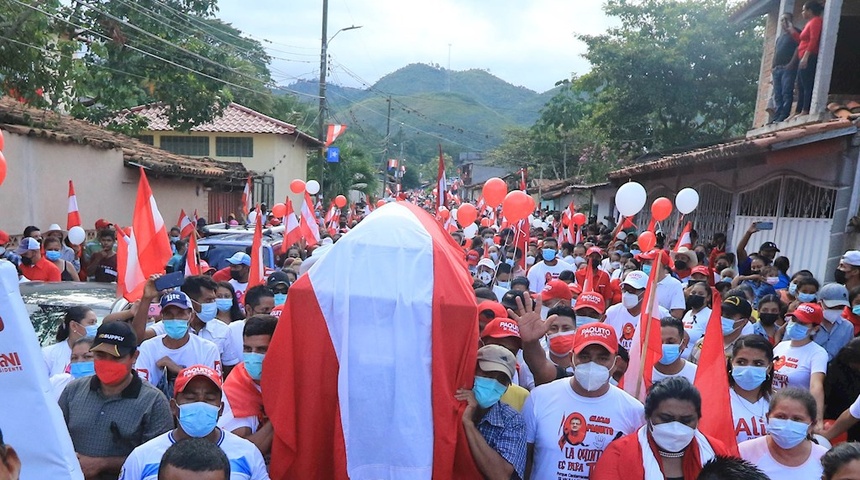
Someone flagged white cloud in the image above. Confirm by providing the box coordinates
[217,0,616,93]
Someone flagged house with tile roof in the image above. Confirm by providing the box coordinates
[123,102,321,220]
[0,97,246,238]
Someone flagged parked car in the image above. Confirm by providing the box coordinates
[19,281,120,346]
[197,226,285,271]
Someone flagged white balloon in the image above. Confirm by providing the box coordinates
[531,218,542,228]
[306,180,321,195]
[615,182,647,217]
[675,188,700,214]
[68,226,86,245]
[463,223,479,238]
[248,211,258,223]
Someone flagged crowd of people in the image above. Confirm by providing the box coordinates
[6,198,860,480]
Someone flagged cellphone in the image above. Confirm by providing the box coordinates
[757,221,774,230]
[154,271,185,292]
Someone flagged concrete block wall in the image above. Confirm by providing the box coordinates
[753,9,780,128]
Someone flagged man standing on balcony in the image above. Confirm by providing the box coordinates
[772,13,798,123]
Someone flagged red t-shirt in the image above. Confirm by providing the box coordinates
[21,257,62,282]
[575,268,615,304]
[212,267,231,282]
[791,16,822,57]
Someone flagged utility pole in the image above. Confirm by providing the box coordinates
[318,0,329,198]
[562,143,568,179]
[381,96,392,197]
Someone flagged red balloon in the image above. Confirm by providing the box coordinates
[334,195,347,208]
[271,203,287,217]
[290,179,306,194]
[483,178,507,208]
[0,151,5,186]
[651,197,673,222]
[376,200,386,207]
[502,190,531,223]
[438,206,450,220]
[480,217,492,227]
[526,194,536,214]
[457,203,478,226]
[639,231,657,251]
[572,213,586,226]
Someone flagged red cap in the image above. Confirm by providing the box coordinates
[573,323,618,354]
[636,249,674,268]
[586,246,603,257]
[0,230,9,245]
[481,318,522,341]
[95,219,113,230]
[574,291,606,314]
[466,250,480,267]
[199,260,215,274]
[690,265,711,277]
[478,301,509,319]
[541,280,573,301]
[791,302,823,326]
[174,365,222,396]
[568,282,582,296]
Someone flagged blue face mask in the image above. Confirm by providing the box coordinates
[721,317,738,335]
[788,282,798,295]
[197,302,218,323]
[162,319,189,339]
[473,376,507,408]
[215,298,233,312]
[576,316,598,329]
[767,418,810,449]
[785,321,810,341]
[732,365,768,391]
[70,361,95,378]
[542,249,557,262]
[659,344,681,365]
[642,264,652,276]
[273,293,287,306]
[630,249,641,256]
[46,251,62,262]
[853,305,860,316]
[496,281,511,290]
[797,292,817,303]
[243,352,265,380]
[177,401,220,438]
[504,259,515,268]
[84,324,99,338]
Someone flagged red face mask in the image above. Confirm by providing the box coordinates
[94,359,129,385]
[548,331,576,357]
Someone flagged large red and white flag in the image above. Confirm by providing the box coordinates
[262,202,480,479]
[675,221,693,252]
[436,145,447,212]
[299,192,321,247]
[184,232,200,277]
[282,199,302,251]
[177,209,195,238]
[242,176,252,220]
[248,206,265,289]
[66,180,81,231]
[622,263,664,402]
[116,226,146,301]
[132,168,172,278]
[325,124,347,147]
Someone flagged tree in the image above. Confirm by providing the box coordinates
[308,134,379,201]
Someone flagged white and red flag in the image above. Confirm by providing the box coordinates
[262,202,481,479]
[675,221,693,251]
[299,192,321,247]
[242,175,252,220]
[282,199,302,251]
[132,168,171,278]
[177,209,195,238]
[248,206,265,289]
[436,145,447,212]
[325,124,347,147]
[184,232,200,277]
[66,180,81,230]
[621,262,664,402]
[116,226,146,301]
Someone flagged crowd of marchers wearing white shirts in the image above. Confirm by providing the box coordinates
[12,210,860,480]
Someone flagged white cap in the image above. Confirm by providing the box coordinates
[622,270,649,290]
[477,258,495,270]
[843,250,860,267]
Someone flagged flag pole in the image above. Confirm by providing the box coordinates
[634,259,662,399]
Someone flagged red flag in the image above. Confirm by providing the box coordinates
[622,263,664,402]
[248,206,265,289]
[184,232,200,276]
[282,199,302,252]
[694,290,739,455]
[437,145,447,212]
[66,181,81,230]
[242,176,252,220]
[299,192,321,247]
[262,202,480,479]
[116,226,145,302]
[177,209,195,238]
[325,124,347,147]
[132,168,171,278]
[675,221,693,252]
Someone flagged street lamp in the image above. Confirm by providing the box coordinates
[318,1,362,198]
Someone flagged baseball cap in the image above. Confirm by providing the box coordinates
[160,291,192,310]
[842,250,860,267]
[95,219,112,230]
[791,302,823,325]
[90,322,137,357]
[819,283,850,308]
[759,241,780,252]
[199,260,215,274]
[690,265,711,277]
[478,301,509,320]
[501,290,530,311]
[227,252,251,266]
[586,246,603,257]
[174,365,222,396]
[636,249,673,268]
[14,237,40,255]
[481,318,521,343]
[466,250,480,267]
[477,258,495,271]
[573,323,618,355]
[541,280,573,302]
[574,291,606,314]
[267,270,291,288]
[476,345,516,382]
[621,271,648,290]
[721,296,752,318]
[0,230,8,245]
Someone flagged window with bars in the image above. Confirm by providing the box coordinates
[216,137,254,157]
[136,135,154,145]
[781,177,836,218]
[253,175,274,209]
[159,136,210,156]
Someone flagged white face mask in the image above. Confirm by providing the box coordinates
[651,421,696,452]
[573,360,612,392]
[540,305,550,319]
[478,271,493,285]
[526,256,536,266]
[621,292,641,309]
[823,309,842,323]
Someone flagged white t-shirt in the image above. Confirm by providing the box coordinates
[739,435,826,479]
[730,389,769,444]
[656,275,686,312]
[229,279,249,304]
[119,428,269,480]
[42,340,72,376]
[492,284,509,301]
[219,388,261,435]
[135,334,221,387]
[603,303,670,353]
[151,320,240,367]
[227,319,246,365]
[682,307,712,359]
[771,341,828,391]
[527,259,574,293]
[49,373,73,401]
[652,360,697,384]
[524,378,645,480]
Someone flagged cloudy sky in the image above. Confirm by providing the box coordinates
[217,0,616,94]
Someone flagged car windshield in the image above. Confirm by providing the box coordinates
[20,283,117,346]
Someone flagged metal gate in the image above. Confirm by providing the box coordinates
[632,184,732,246]
[731,176,837,280]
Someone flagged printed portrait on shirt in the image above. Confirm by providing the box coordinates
[559,412,588,449]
